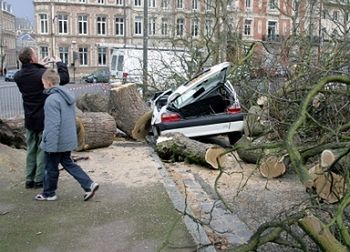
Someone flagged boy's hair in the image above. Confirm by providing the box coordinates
[42,68,60,86]
[18,47,34,64]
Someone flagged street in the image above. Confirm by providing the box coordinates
[0,78,110,119]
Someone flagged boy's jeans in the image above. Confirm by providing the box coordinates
[43,151,93,197]
[25,129,44,183]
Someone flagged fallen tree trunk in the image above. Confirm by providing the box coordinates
[108,83,151,140]
[156,133,227,169]
[76,112,116,151]
[0,118,26,149]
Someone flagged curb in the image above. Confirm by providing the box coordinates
[150,150,217,252]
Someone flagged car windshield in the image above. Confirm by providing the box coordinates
[172,67,228,109]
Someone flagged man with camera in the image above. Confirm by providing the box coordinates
[14,47,70,189]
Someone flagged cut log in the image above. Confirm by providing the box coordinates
[309,164,345,204]
[259,155,287,178]
[0,118,26,149]
[75,112,116,151]
[76,93,109,113]
[132,111,152,140]
[108,83,151,139]
[156,133,227,169]
[320,148,349,175]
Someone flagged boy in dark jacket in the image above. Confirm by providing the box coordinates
[14,47,69,189]
[35,69,99,201]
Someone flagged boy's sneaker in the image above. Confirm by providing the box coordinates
[84,182,99,201]
[35,193,57,201]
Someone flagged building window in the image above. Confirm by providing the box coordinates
[244,19,252,36]
[40,46,49,58]
[80,0,86,3]
[192,0,198,10]
[97,16,106,35]
[267,21,277,40]
[134,0,141,7]
[149,0,156,8]
[205,19,213,36]
[149,17,156,36]
[191,19,199,37]
[98,47,107,65]
[176,18,184,36]
[98,0,105,4]
[58,14,68,34]
[79,47,88,65]
[176,0,183,9]
[245,0,251,9]
[78,15,88,35]
[134,17,142,35]
[206,0,213,11]
[161,0,168,8]
[40,14,48,34]
[161,18,168,35]
[115,17,124,36]
[116,0,123,6]
[59,47,69,65]
[269,0,277,10]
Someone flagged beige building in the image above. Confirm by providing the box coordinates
[0,0,16,72]
[33,0,296,79]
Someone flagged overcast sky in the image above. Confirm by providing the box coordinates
[7,0,34,21]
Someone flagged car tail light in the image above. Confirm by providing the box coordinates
[226,103,241,114]
[161,112,182,122]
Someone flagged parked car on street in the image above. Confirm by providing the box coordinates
[5,69,19,82]
[150,62,244,145]
[81,68,110,83]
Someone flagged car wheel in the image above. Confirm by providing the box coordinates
[93,78,97,83]
[227,132,242,145]
[152,126,159,139]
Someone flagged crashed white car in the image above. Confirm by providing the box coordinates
[150,62,244,145]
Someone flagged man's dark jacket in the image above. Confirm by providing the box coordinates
[14,62,70,131]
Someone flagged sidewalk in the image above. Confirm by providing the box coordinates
[0,141,215,252]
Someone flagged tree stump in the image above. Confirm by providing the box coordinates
[76,93,109,113]
[108,83,151,139]
[156,133,227,169]
[76,112,116,151]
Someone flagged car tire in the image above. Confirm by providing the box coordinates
[227,132,242,145]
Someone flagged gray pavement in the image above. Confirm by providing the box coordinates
[0,141,215,252]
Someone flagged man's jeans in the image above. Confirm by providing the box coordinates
[25,129,44,183]
[43,151,93,197]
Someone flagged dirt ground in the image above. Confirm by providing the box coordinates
[1,135,311,251]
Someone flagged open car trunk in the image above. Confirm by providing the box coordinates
[168,83,234,119]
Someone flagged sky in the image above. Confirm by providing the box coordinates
[7,0,34,21]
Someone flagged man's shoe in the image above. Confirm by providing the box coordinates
[25,181,34,189]
[35,193,57,201]
[34,182,43,188]
[84,182,99,201]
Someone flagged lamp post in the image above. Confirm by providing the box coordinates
[71,40,77,83]
[143,0,148,98]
